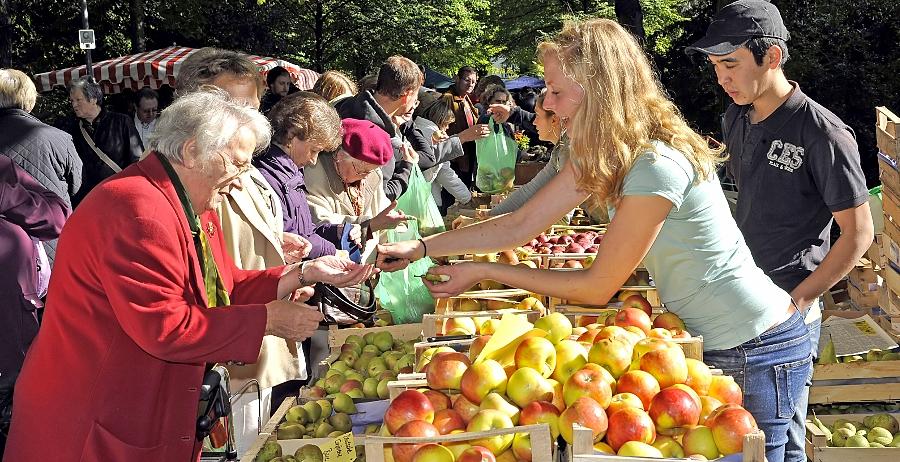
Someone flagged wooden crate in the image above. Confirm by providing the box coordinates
[550,286,661,311]
[876,106,900,159]
[433,288,535,314]
[570,425,766,462]
[420,310,542,338]
[847,282,880,309]
[848,259,882,293]
[878,285,900,316]
[363,423,554,462]
[805,413,900,462]
[810,360,900,404]
[413,337,475,363]
[867,234,886,268]
[326,323,423,351]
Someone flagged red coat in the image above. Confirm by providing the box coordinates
[3,154,283,462]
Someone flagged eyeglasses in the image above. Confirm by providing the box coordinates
[217,151,252,177]
[337,151,377,177]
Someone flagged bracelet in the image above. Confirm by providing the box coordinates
[418,238,427,259]
[297,261,313,288]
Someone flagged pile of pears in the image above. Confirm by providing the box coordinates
[254,440,366,462]
[811,413,900,448]
[817,335,900,365]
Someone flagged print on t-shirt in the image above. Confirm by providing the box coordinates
[765,140,805,173]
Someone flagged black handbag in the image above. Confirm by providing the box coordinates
[311,278,378,325]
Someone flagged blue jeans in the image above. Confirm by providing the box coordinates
[784,314,821,461]
[703,310,812,462]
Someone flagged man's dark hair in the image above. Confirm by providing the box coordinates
[69,76,103,104]
[266,66,291,88]
[375,56,423,100]
[745,37,790,67]
[457,66,477,79]
[134,87,159,104]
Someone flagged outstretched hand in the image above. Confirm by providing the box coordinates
[421,263,482,298]
[305,255,378,288]
[370,201,409,231]
[375,240,425,272]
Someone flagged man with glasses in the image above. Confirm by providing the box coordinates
[133,88,159,149]
[444,66,483,189]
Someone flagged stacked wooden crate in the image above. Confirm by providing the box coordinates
[847,258,882,313]
[877,107,900,329]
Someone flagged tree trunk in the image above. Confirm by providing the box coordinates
[615,0,646,44]
[0,0,12,67]
[313,0,324,72]
[130,0,145,52]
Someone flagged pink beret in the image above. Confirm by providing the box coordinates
[341,118,393,166]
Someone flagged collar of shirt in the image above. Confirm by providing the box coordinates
[134,113,156,130]
[743,81,805,135]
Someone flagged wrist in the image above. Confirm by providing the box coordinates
[418,238,428,260]
[297,261,314,287]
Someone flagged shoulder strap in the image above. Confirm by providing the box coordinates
[79,122,122,173]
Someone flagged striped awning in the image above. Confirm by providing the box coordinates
[34,46,319,93]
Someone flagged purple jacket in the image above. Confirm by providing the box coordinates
[0,155,70,377]
[253,145,341,259]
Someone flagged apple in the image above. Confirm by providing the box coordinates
[639,341,688,389]
[563,363,613,407]
[648,386,701,433]
[417,346,454,372]
[682,424,719,459]
[460,359,508,404]
[468,335,491,361]
[593,325,635,344]
[594,441,615,454]
[616,370,660,409]
[647,327,674,339]
[622,294,652,316]
[512,432,533,461]
[707,375,743,406]
[392,420,440,462]
[443,433,473,461]
[432,408,466,435]
[559,396,608,444]
[467,410,515,454]
[617,290,639,302]
[630,337,670,370]
[419,389,450,413]
[617,441,663,457]
[457,446,496,462]
[452,394,481,423]
[339,379,362,393]
[699,396,723,424]
[606,407,655,451]
[684,358,712,396]
[385,390,435,434]
[652,311,686,331]
[479,392,520,424]
[515,337,557,378]
[588,337,633,379]
[506,367,554,407]
[426,352,470,390]
[518,401,561,439]
[444,317,477,336]
[480,318,501,335]
[606,392,644,416]
[614,308,653,334]
[577,315,598,327]
[707,405,758,455]
[534,312,573,343]
[411,443,454,462]
[552,340,588,383]
[653,434,686,458]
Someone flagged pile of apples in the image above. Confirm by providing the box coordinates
[521,231,602,256]
[439,298,546,337]
[384,309,758,461]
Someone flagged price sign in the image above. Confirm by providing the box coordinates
[318,432,356,462]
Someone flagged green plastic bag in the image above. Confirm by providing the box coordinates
[475,118,518,193]
[396,164,445,237]
[374,219,436,324]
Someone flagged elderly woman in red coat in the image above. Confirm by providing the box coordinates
[3,89,376,462]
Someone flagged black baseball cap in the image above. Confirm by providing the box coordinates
[686,0,790,56]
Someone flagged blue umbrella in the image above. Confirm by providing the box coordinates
[504,75,545,90]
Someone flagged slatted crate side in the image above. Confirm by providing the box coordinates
[876,106,900,159]
[570,425,766,462]
[805,413,900,462]
[549,286,661,311]
[420,310,541,338]
[847,281,880,309]
[363,423,554,462]
[327,323,423,351]
[879,284,900,316]
[413,337,475,363]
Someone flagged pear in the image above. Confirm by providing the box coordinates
[327,430,344,438]
[833,419,856,434]
[316,399,332,419]
[363,332,377,345]
[330,360,351,372]
[845,434,870,447]
[255,441,283,462]
[314,422,334,438]
[832,427,854,446]
[344,334,366,350]
[300,401,322,423]
[377,378,391,399]
[285,405,308,424]
[870,442,886,448]
[866,348,883,362]
[818,337,838,364]
[345,388,364,399]
[332,392,357,414]
[867,427,893,445]
[295,445,324,462]
[329,412,353,432]
[864,413,899,433]
[373,331,394,352]
[277,423,305,440]
[890,434,900,447]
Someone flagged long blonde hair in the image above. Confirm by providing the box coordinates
[537,19,724,207]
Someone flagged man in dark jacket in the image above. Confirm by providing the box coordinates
[335,56,421,201]
[58,76,143,206]
[0,68,81,265]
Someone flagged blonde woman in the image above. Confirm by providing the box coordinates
[377,19,809,460]
[312,70,358,106]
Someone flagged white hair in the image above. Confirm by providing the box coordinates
[0,69,38,111]
[149,88,271,164]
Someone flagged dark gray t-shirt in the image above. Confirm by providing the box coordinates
[724,82,868,293]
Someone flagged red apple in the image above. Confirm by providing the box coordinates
[616,370,660,409]
[648,386,701,434]
[652,311,686,331]
[606,392,644,416]
[392,420,439,462]
[647,327,674,339]
[707,405,758,455]
[684,358,713,396]
[452,394,481,424]
[423,389,451,412]
[467,409,515,454]
[519,401,561,439]
[457,446,496,462]
[559,396,608,444]
[432,408,466,435]
[639,342,688,389]
[605,407,656,452]
[563,363,613,408]
[614,307,652,334]
[577,315,598,327]
[622,294,653,316]
[385,390,435,434]
[411,443,455,462]
[577,328,602,344]
[460,359,508,404]
[682,425,719,459]
[707,375,743,406]
[469,335,491,361]
[426,352,470,390]
[515,337,557,378]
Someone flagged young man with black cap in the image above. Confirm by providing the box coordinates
[687,2,873,461]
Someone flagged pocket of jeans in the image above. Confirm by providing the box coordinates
[775,355,813,419]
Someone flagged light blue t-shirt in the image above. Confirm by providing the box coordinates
[609,142,789,350]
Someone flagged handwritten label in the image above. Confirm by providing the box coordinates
[318,432,356,462]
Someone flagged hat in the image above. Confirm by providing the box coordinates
[341,118,393,166]
[686,0,789,56]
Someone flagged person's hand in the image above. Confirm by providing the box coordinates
[421,263,483,298]
[339,223,363,249]
[432,130,449,144]
[458,124,490,143]
[369,201,408,231]
[282,232,312,264]
[452,215,477,230]
[376,240,426,271]
[291,286,315,302]
[401,143,419,163]
[304,255,378,288]
[488,103,512,123]
[264,300,323,340]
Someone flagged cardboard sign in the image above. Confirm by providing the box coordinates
[318,432,355,462]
